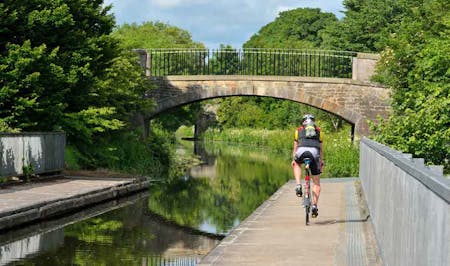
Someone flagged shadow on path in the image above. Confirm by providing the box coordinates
[314,215,370,225]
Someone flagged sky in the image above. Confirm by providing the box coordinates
[103,0,345,49]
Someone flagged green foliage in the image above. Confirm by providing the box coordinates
[148,141,291,233]
[212,8,346,138]
[215,97,345,131]
[153,102,202,132]
[0,0,119,132]
[112,21,204,49]
[203,125,359,177]
[317,0,449,171]
[321,129,360,177]
[0,41,55,130]
[65,145,82,170]
[95,50,155,120]
[210,45,241,74]
[244,8,337,49]
[175,125,195,139]
[64,107,124,142]
[67,125,176,177]
[0,1,159,172]
[204,127,291,152]
[65,217,123,245]
[0,119,19,132]
[320,0,411,52]
[112,20,206,138]
[371,0,450,171]
[216,98,267,128]
[21,159,34,182]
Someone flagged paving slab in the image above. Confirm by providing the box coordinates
[199,178,382,266]
[0,176,149,230]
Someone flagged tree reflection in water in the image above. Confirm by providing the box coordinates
[148,140,291,234]
[3,141,290,265]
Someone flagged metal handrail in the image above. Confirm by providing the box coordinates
[143,47,356,53]
[140,48,356,78]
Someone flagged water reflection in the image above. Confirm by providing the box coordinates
[0,193,147,265]
[1,195,219,265]
[0,231,64,265]
[149,141,291,235]
[2,141,291,265]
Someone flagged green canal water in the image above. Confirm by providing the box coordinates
[1,141,292,265]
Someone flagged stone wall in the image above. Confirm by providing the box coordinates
[359,138,449,266]
[0,133,66,177]
[149,76,391,136]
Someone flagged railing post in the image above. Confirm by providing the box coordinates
[133,49,151,78]
[352,53,379,82]
[146,51,151,77]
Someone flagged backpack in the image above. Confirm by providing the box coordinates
[303,120,317,139]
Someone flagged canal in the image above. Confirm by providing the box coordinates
[0,141,292,265]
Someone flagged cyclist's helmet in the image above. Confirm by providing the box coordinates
[302,114,315,125]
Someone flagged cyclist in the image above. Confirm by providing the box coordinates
[291,114,323,218]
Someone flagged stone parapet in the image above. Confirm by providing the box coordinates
[352,53,380,83]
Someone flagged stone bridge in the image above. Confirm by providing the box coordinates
[147,75,390,136]
[135,50,391,136]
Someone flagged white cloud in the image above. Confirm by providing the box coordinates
[151,0,182,8]
[151,0,210,9]
[105,0,345,48]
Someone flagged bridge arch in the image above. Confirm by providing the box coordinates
[148,75,391,136]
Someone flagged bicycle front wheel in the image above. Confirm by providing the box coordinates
[305,205,310,225]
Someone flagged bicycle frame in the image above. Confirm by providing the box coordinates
[303,158,312,225]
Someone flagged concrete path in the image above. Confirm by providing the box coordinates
[0,176,149,231]
[199,179,382,266]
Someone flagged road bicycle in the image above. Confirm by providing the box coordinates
[302,157,312,226]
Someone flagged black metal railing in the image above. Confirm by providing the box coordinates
[142,255,200,266]
[145,48,356,78]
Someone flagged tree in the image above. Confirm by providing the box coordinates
[209,45,241,75]
[112,21,204,49]
[215,96,341,131]
[371,0,450,171]
[320,0,411,52]
[112,21,209,132]
[244,8,337,49]
[0,0,156,168]
[215,8,344,131]
[0,0,141,135]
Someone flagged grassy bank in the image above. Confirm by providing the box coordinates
[63,124,359,180]
[65,125,184,179]
[202,126,359,177]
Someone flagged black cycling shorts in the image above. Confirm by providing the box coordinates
[294,147,321,175]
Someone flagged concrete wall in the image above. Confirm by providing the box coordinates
[352,53,380,83]
[0,133,66,177]
[359,138,449,266]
